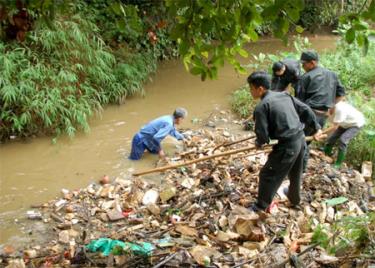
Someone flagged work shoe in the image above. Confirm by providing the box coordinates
[248,203,269,219]
[247,203,263,213]
[287,203,302,210]
[333,150,346,169]
[323,144,333,156]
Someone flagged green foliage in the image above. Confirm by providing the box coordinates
[312,224,330,249]
[345,95,375,170]
[75,0,177,60]
[112,51,157,101]
[0,15,156,140]
[312,213,375,256]
[319,42,375,96]
[299,0,370,31]
[230,85,256,119]
[166,0,305,80]
[165,0,375,80]
[75,1,144,46]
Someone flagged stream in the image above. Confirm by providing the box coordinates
[0,35,336,245]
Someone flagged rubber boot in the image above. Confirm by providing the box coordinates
[334,150,345,169]
[324,144,333,156]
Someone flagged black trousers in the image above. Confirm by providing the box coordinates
[302,112,327,172]
[326,126,361,152]
[257,134,305,209]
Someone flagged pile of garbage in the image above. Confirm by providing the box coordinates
[1,126,374,267]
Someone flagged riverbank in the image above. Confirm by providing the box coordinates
[1,111,374,267]
[0,36,338,246]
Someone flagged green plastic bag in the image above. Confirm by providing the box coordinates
[86,238,154,256]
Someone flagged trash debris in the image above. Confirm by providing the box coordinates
[142,189,159,205]
[86,238,154,256]
[26,210,42,220]
[159,186,176,202]
[1,115,373,267]
[325,196,348,206]
[362,161,373,180]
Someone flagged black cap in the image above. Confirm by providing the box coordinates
[300,50,319,62]
[272,61,284,73]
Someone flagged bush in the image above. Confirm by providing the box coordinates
[299,0,368,31]
[0,15,156,140]
[230,85,256,119]
[76,0,178,60]
[312,213,375,257]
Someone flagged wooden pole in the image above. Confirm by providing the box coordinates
[133,144,271,176]
[133,136,317,177]
[213,135,256,152]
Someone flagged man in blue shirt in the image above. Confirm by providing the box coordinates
[129,108,187,160]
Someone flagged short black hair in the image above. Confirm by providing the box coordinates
[272,61,284,73]
[247,71,271,90]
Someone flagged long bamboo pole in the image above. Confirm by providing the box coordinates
[133,136,317,176]
[133,144,271,176]
[212,135,256,152]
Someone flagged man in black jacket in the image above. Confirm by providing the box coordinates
[247,71,322,212]
[271,58,301,94]
[298,50,346,171]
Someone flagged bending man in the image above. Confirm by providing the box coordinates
[129,108,187,160]
[271,58,301,94]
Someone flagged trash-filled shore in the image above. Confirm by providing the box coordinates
[1,113,374,268]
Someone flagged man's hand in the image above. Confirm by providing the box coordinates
[158,149,166,159]
[313,129,324,141]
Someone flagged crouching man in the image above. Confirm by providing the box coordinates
[247,71,322,212]
[323,98,365,168]
[129,108,187,160]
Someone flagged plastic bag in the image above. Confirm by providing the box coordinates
[86,238,154,256]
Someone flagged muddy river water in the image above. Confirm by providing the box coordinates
[0,36,336,245]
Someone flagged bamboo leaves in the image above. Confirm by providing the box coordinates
[0,15,155,141]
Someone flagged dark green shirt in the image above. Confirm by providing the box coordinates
[297,66,345,111]
[253,91,320,146]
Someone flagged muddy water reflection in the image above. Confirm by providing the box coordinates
[0,36,336,244]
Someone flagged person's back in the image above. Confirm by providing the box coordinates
[333,101,365,129]
[140,115,173,137]
[283,58,301,78]
[271,59,300,92]
[254,91,303,143]
[298,66,340,111]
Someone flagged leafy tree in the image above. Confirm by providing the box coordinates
[165,0,375,80]
[1,0,374,80]
[165,0,305,80]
